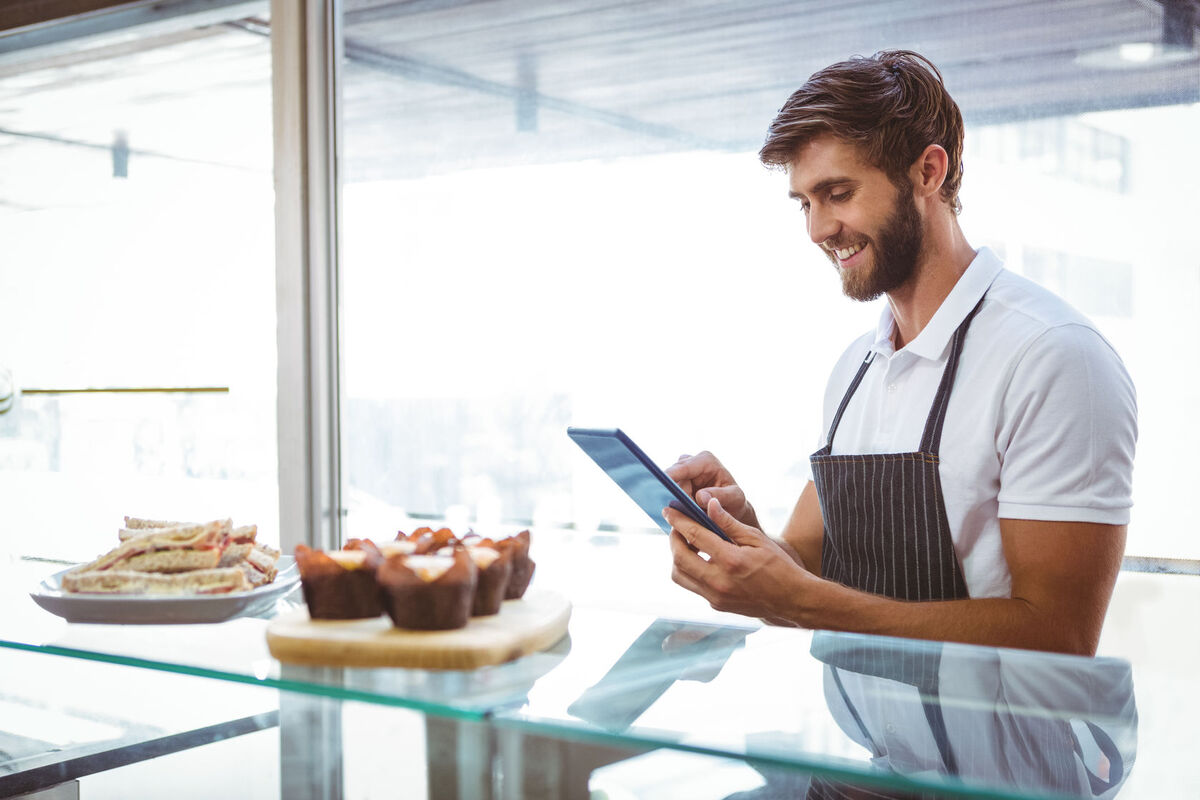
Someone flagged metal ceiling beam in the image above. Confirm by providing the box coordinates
[0,23,228,78]
[0,0,264,65]
[343,37,739,151]
[234,14,741,151]
[0,125,268,172]
[1,0,143,32]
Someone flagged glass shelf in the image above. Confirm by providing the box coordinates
[492,622,1137,800]
[0,645,280,797]
[0,545,1150,799]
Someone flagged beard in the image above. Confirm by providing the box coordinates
[833,179,924,303]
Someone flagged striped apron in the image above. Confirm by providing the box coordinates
[804,300,983,799]
[804,298,1124,798]
[809,298,984,602]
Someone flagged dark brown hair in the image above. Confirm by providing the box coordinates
[759,50,964,213]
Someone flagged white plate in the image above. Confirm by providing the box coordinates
[29,557,300,624]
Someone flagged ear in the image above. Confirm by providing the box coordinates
[909,144,948,203]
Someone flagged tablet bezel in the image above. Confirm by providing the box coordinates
[566,426,733,543]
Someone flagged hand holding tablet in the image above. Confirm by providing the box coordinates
[566,427,734,543]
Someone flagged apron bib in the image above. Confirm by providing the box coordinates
[805,299,984,799]
[809,298,984,602]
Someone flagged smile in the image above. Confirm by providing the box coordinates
[826,241,868,269]
[834,243,864,260]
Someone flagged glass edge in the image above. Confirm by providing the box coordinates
[0,638,486,722]
[0,636,1117,799]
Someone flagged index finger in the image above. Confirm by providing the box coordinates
[665,455,695,481]
[665,454,700,496]
[666,450,718,488]
[664,506,732,556]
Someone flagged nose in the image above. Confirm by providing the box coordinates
[807,203,839,247]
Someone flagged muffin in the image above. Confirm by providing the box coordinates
[490,530,534,599]
[440,544,512,616]
[397,527,458,554]
[377,548,477,630]
[379,538,419,559]
[294,543,383,619]
[345,538,382,557]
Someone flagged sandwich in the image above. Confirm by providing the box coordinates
[119,519,255,542]
[123,516,189,531]
[216,525,260,563]
[203,524,279,586]
[62,516,280,596]
[76,519,232,574]
[231,542,281,588]
[120,521,279,584]
[62,567,250,595]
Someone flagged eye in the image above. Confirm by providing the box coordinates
[829,189,854,203]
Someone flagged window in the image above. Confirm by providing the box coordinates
[1020,248,1133,319]
[338,2,1199,561]
[0,6,277,563]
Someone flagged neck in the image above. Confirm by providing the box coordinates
[888,215,976,350]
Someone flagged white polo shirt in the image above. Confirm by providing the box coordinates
[804,247,1137,598]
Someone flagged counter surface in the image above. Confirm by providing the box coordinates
[0,536,1182,799]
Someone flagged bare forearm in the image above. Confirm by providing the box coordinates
[780,481,823,575]
[669,500,1121,656]
[792,578,1099,656]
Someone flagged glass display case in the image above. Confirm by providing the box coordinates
[1,540,1183,800]
[4,5,1200,799]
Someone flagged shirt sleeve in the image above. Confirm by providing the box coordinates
[995,324,1137,524]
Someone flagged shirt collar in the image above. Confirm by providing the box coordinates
[870,247,1004,361]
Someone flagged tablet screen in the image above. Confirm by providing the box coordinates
[567,427,731,542]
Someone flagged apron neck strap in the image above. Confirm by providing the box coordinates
[919,297,986,455]
[823,296,988,453]
[824,351,875,448]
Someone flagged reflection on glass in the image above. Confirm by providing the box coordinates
[567,618,754,731]
[805,632,1137,799]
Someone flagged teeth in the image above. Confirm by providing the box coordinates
[835,243,864,260]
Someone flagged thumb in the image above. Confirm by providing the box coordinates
[707,496,761,545]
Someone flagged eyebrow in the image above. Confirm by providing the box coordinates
[788,176,857,200]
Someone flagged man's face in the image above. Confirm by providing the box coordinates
[787,136,923,302]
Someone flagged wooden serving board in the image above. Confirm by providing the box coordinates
[266,590,571,669]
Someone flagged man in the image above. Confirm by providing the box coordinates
[664,50,1136,656]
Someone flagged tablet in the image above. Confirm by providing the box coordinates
[566,427,732,542]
